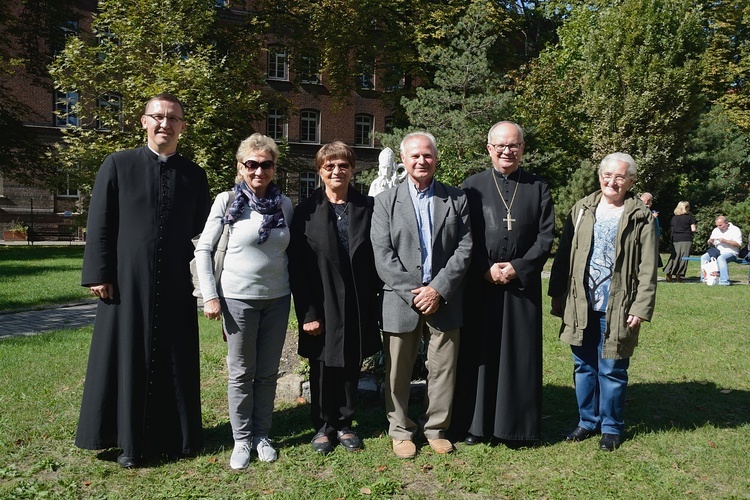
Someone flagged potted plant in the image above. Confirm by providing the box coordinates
[3,220,28,241]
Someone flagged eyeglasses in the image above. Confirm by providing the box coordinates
[144,114,185,125]
[600,173,630,184]
[488,143,523,153]
[243,160,275,171]
[321,163,350,173]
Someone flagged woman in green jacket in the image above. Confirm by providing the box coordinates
[548,152,658,452]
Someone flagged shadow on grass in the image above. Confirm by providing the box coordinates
[541,381,750,444]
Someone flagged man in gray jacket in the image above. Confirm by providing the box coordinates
[371,132,472,459]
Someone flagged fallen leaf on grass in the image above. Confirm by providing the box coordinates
[208,457,217,463]
[360,487,372,495]
[708,441,717,448]
[262,490,275,494]
[375,465,387,472]
[82,481,91,487]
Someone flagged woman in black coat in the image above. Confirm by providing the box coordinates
[288,142,381,454]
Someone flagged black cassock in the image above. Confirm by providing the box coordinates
[451,167,554,442]
[75,146,211,458]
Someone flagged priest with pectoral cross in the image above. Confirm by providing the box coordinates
[449,121,555,447]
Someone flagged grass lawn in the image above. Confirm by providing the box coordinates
[0,246,89,311]
[1,251,749,497]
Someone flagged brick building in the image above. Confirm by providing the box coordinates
[1,0,395,241]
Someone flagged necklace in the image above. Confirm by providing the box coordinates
[329,201,349,220]
[492,168,520,230]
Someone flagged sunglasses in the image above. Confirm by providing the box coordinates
[243,160,275,171]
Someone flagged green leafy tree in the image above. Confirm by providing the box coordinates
[49,0,270,198]
[701,0,750,132]
[0,0,81,185]
[380,0,515,186]
[516,0,707,198]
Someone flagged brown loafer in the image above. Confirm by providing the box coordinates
[427,438,454,454]
[392,439,417,459]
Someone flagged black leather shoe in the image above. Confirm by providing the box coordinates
[336,429,361,451]
[464,434,482,446]
[116,453,137,468]
[599,433,621,452]
[311,432,333,455]
[565,426,597,442]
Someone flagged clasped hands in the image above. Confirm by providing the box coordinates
[411,285,441,315]
[484,262,517,285]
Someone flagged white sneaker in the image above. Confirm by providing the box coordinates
[229,441,252,469]
[253,436,278,463]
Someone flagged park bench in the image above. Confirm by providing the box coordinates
[681,256,750,265]
[26,228,77,245]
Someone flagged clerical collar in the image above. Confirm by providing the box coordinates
[494,167,520,180]
[147,145,176,163]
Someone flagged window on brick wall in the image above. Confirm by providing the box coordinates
[97,93,122,130]
[55,91,79,127]
[268,46,288,81]
[299,54,321,84]
[299,172,318,200]
[356,59,375,90]
[267,108,287,140]
[57,173,79,198]
[355,114,373,147]
[299,110,320,144]
[385,115,395,134]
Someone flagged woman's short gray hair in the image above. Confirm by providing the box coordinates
[598,152,638,179]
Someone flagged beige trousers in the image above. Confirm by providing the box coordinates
[384,317,459,441]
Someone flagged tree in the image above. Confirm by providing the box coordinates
[0,0,83,185]
[379,0,515,186]
[49,0,270,197]
[516,0,707,198]
[701,0,750,132]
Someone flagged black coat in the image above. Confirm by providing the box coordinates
[451,167,554,442]
[289,187,382,367]
[76,146,211,458]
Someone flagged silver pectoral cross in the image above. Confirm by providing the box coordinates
[504,212,516,231]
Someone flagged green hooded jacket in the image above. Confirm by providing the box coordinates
[548,191,658,359]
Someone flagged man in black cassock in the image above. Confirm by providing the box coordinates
[450,121,554,446]
[75,93,211,468]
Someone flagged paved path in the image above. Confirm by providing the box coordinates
[0,301,97,339]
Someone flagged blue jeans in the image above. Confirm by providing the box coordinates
[570,310,630,436]
[700,252,737,284]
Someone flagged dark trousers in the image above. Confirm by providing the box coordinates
[309,360,361,436]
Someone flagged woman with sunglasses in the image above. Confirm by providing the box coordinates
[194,133,293,469]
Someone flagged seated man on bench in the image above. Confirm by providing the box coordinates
[700,215,742,286]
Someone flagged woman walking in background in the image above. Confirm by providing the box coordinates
[194,133,293,469]
[663,201,696,283]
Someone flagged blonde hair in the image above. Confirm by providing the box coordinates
[674,201,690,215]
[234,133,279,183]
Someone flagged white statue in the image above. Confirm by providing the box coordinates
[369,147,407,196]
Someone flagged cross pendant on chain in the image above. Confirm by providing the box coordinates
[503,212,516,231]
